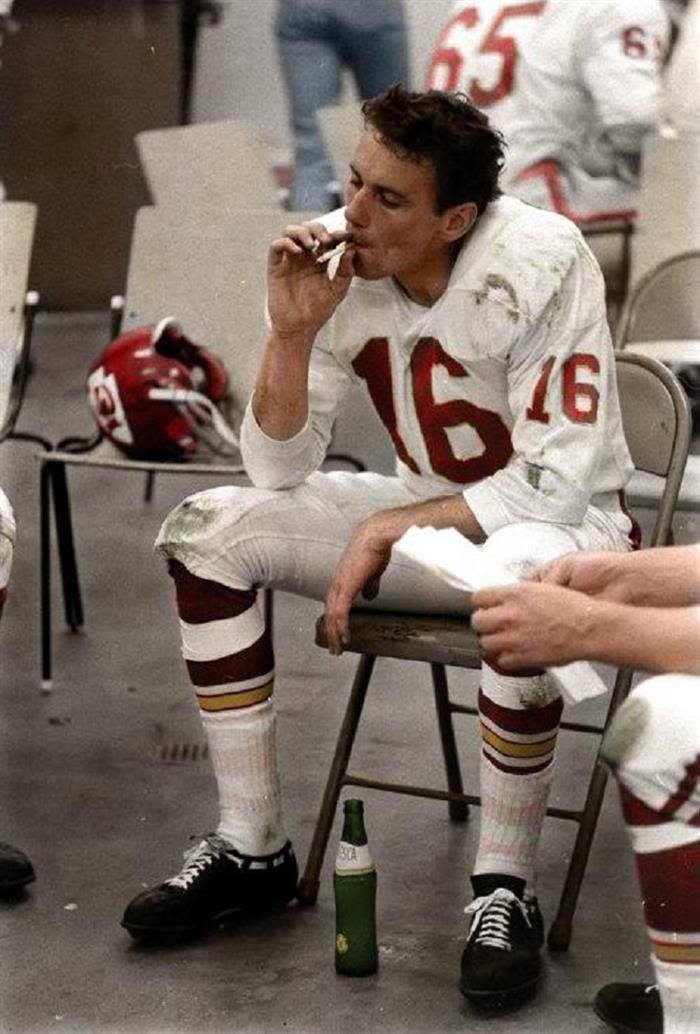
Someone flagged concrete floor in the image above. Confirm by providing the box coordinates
[0,313,698,1034]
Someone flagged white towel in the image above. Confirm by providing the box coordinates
[393,526,609,705]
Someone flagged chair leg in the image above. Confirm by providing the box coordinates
[297,652,376,906]
[548,666,635,951]
[39,461,52,690]
[547,760,610,952]
[144,471,155,504]
[431,663,469,822]
[50,462,84,630]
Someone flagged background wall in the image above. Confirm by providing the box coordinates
[0,0,183,310]
[192,0,454,162]
[0,0,455,309]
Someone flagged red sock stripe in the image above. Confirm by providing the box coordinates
[483,755,553,776]
[659,756,700,821]
[478,687,563,736]
[168,559,256,624]
[185,631,273,688]
[636,838,700,934]
[0,586,6,618]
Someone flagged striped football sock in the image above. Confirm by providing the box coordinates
[169,559,287,857]
[620,783,700,1033]
[474,664,563,886]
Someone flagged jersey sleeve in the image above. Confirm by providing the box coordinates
[579,0,668,138]
[463,239,625,532]
[240,329,353,490]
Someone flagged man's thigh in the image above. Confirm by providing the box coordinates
[157,471,453,605]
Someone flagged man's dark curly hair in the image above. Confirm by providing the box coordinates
[361,85,505,215]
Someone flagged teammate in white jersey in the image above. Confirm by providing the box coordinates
[122,86,637,1011]
[427,0,669,223]
[472,545,700,1033]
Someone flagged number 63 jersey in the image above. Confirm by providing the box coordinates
[242,197,634,537]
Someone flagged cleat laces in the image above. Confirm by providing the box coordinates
[166,833,237,891]
[465,888,532,951]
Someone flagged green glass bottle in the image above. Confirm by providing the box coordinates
[334,798,378,976]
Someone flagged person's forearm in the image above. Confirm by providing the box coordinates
[620,546,700,607]
[251,330,316,440]
[584,601,700,675]
[372,493,486,549]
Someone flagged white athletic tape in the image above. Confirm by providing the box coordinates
[179,606,264,661]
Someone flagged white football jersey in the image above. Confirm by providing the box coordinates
[427,0,669,220]
[242,198,634,537]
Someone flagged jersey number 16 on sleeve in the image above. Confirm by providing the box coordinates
[526,353,601,425]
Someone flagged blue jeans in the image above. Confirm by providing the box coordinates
[274,0,409,210]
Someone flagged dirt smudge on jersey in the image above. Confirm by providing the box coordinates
[541,286,563,326]
[472,274,520,322]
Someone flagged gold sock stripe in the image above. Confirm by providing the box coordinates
[480,723,557,760]
[652,941,700,964]
[197,680,274,712]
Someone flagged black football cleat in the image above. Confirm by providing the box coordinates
[593,982,662,1033]
[460,874,544,1009]
[0,841,35,894]
[122,834,298,945]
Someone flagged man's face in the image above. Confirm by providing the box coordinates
[343,130,448,283]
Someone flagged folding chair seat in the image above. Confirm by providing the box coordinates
[298,352,691,953]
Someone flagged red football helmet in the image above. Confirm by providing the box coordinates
[86,318,238,461]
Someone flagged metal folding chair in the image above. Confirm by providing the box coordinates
[298,352,691,954]
[616,250,700,514]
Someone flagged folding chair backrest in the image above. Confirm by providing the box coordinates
[136,121,278,209]
[615,352,692,543]
[0,202,37,435]
[616,250,700,348]
[120,206,313,421]
[319,103,363,189]
[631,132,700,287]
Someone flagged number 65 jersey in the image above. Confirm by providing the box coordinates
[242,196,634,537]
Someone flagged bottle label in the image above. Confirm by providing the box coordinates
[335,840,374,875]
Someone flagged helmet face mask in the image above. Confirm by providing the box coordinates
[86,320,238,461]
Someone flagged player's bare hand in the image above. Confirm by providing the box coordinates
[268,222,355,340]
[324,518,394,656]
[534,551,633,603]
[472,582,596,669]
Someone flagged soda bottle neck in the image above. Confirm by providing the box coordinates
[341,801,367,846]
